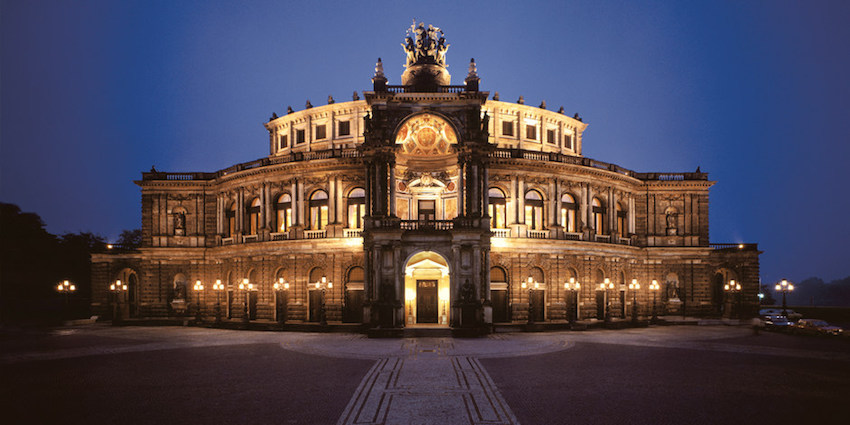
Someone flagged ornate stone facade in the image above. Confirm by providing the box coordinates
[92,23,760,331]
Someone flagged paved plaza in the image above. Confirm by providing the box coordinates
[1,325,848,424]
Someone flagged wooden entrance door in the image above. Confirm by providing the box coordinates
[596,291,605,319]
[491,290,508,323]
[248,291,258,320]
[309,290,322,322]
[531,290,545,322]
[343,290,364,323]
[416,280,438,323]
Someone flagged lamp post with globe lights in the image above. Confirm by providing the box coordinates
[238,278,254,324]
[599,278,614,323]
[193,280,205,324]
[56,280,76,319]
[628,279,641,324]
[775,279,794,317]
[315,276,332,326]
[524,276,540,325]
[648,280,660,323]
[212,279,225,325]
[110,280,128,325]
[274,278,290,324]
[564,277,580,324]
[724,279,742,319]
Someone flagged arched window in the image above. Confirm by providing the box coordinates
[616,202,627,238]
[246,198,261,235]
[275,194,292,232]
[309,190,328,230]
[525,190,544,230]
[226,203,237,237]
[592,198,605,235]
[488,188,507,229]
[347,188,366,229]
[560,193,578,233]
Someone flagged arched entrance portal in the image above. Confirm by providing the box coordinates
[403,251,450,326]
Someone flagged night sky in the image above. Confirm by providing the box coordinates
[2,1,848,285]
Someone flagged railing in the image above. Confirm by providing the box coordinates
[711,243,758,251]
[383,85,469,94]
[242,234,259,243]
[343,228,363,238]
[400,220,454,231]
[528,229,548,239]
[221,237,234,245]
[595,234,611,243]
[304,229,327,239]
[564,232,582,241]
[491,228,511,238]
[270,232,289,241]
[617,237,631,246]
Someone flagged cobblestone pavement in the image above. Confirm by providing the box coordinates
[1,325,848,424]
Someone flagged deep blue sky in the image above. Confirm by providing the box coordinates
[2,0,848,285]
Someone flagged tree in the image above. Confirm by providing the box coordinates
[759,285,776,305]
[116,229,142,249]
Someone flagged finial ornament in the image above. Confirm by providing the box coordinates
[539,100,547,109]
[493,92,499,101]
[287,106,294,114]
[467,58,478,78]
[401,21,450,67]
[353,91,360,100]
[517,96,525,105]
[306,100,313,109]
[374,58,385,78]
[558,106,565,114]
[327,95,334,104]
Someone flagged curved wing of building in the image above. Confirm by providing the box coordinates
[93,23,760,331]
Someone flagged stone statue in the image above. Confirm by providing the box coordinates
[352,91,360,101]
[558,106,565,114]
[666,280,680,300]
[481,112,490,134]
[305,100,312,109]
[327,95,334,104]
[493,92,499,101]
[539,100,547,109]
[363,111,372,135]
[174,212,185,231]
[666,211,677,235]
[173,281,186,300]
[287,106,294,114]
[270,112,278,121]
[517,96,524,105]
[461,279,475,303]
[402,36,416,66]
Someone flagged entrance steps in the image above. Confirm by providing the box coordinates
[403,327,452,338]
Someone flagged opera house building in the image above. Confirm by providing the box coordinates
[92,23,760,334]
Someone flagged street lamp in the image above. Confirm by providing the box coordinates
[56,280,76,319]
[273,277,290,324]
[564,277,580,324]
[628,279,640,324]
[524,276,539,325]
[238,278,254,324]
[110,279,127,325]
[775,279,794,317]
[315,276,332,326]
[724,279,742,319]
[212,279,225,325]
[193,280,204,324]
[649,279,660,323]
[599,278,614,323]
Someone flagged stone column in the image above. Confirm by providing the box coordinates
[291,181,298,225]
[297,180,305,226]
[549,180,558,227]
[389,165,396,217]
[329,177,337,223]
[517,178,525,224]
[508,176,517,225]
[629,196,635,234]
[458,161,466,217]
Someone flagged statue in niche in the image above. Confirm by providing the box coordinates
[174,212,185,236]
[363,111,372,136]
[481,112,490,135]
[666,280,680,301]
[173,281,186,301]
[666,211,678,236]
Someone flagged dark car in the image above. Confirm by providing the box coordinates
[762,315,794,330]
[794,319,844,336]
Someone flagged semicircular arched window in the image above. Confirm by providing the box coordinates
[525,190,544,230]
[309,190,328,230]
[560,193,577,233]
[592,198,605,235]
[275,194,292,232]
[246,198,261,235]
[347,188,365,229]
[488,188,507,229]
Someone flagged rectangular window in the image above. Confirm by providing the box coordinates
[565,134,573,150]
[502,121,514,137]
[547,129,556,145]
[338,120,350,136]
[296,129,306,144]
[279,134,288,149]
[315,124,326,140]
[526,125,536,140]
[418,200,436,221]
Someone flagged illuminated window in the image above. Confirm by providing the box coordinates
[525,190,544,230]
[488,188,507,229]
[526,124,537,140]
[617,202,627,238]
[592,198,605,235]
[502,121,514,136]
[296,129,305,144]
[547,129,556,144]
[246,198,261,235]
[315,124,326,140]
[338,120,350,136]
[226,204,236,237]
[560,193,578,233]
[309,190,328,230]
[347,188,365,229]
[279,134,288,149]
[275,194,292,232]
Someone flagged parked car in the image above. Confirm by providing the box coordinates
[761,315,794,330]
[759,308,802,321]
[794,319,844,336]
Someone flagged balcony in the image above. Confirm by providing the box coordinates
[304,229,327,239]
[564,232,582,241]
[527,229,548,239]
[491,228,510,238]
[400,220,454,231]
[242,234,259,243]
[343,228,363,238]
[270,232,289,241]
